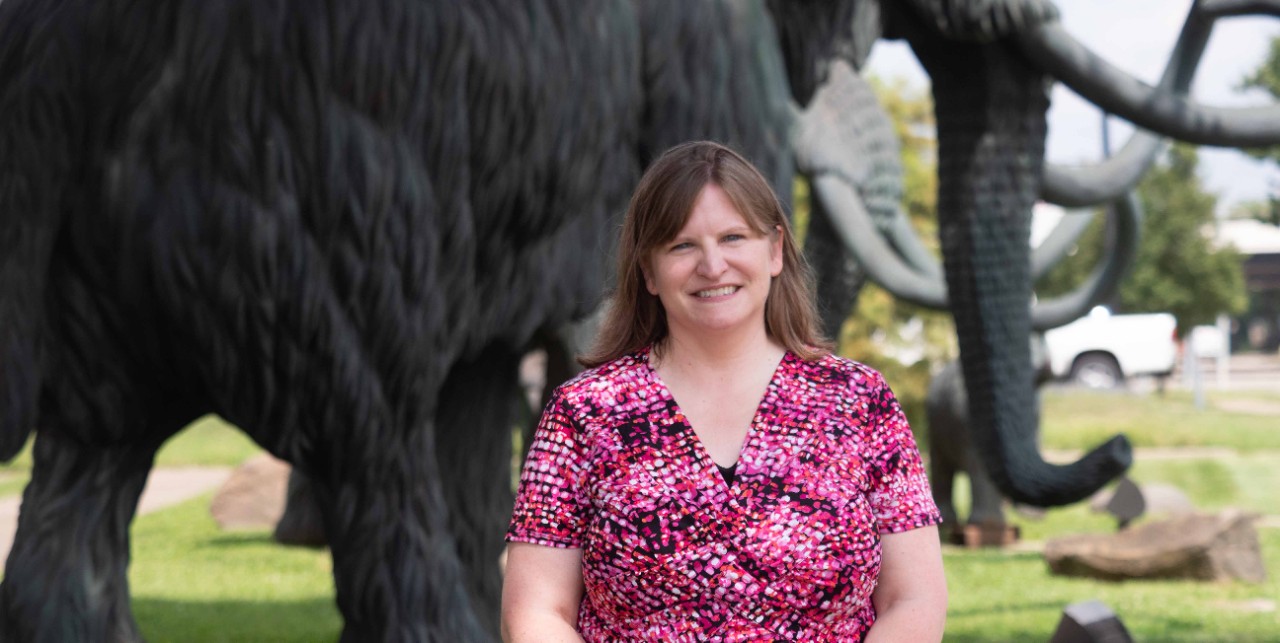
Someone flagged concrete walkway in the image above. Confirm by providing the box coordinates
[0,466,231,572]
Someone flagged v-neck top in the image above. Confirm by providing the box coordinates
[507,346,941,642]
[716,463,736,485]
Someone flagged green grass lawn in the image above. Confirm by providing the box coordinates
[130,494,341,642]
[944,387,1280,640]
[1040,387,1280,451]
[3,392,1278,640]
[944,528,1280,641]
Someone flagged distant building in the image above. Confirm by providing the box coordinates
[1216,219,1280,352]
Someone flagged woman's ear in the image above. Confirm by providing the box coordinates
[642,265,657,296]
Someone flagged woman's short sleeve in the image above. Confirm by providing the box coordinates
[862,372,943,534]
[506,387,590,548]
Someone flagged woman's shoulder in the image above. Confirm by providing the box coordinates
[795,351,888,391]
[545,347,652,411]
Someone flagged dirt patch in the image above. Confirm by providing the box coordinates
[1211,599,1277,614]
[1214,398,1280,416]
[1045,447,1241,463]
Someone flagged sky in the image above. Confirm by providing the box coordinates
[863,1,1280,215]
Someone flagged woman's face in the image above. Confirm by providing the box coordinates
[643,183,783,342]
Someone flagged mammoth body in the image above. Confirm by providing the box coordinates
[0,0,794,640]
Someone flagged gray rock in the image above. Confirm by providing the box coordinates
[209,453,290,530]
[1045,510,1266,583]
[1088,482,1195,517]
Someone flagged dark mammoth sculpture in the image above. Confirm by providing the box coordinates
[0,1,799,640]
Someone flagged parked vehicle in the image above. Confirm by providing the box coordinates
[1042,306,1178,389]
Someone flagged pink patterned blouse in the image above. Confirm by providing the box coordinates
[507,347,941,642]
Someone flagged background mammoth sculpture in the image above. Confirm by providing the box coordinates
[793,0,1280,515]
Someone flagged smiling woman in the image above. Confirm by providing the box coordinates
[641,183,783,348]
[501,141,948,642]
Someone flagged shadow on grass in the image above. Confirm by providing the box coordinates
[197,532,326,550]
[134,597,342,643]
[945,599,1065,618]
[944,631,1052,643]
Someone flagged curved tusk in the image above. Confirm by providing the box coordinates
[1031,207,1096,280]
[1031,191,1142,330]
[1016,17,1280,147]
[886,208,944,279]
[1196,0,1280,18]
[811,174,948,308]
[1039,0,1223,205]
[1041,135,1164,207]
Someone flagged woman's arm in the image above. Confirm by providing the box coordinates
[864,526,948,643]
[501,542,587,643]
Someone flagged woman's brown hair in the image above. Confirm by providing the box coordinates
[580,141,830,367]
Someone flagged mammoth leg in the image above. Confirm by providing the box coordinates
[434,345,522,637]
[901,13,1130,507]
[924,362,963,533]
[0,430,161,640]
[0,330,191,642]
[1,431,158,642]
[962,449,1007,527]
[274,468,327,547]
[315,424,487,643]
[0,251,201,641]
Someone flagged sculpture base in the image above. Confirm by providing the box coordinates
[951,523,1020,548]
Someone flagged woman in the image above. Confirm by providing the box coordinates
[502,141,946,642]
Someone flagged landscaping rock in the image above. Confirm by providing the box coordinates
[1044,510,1266,583]
[1088,482,1195,517]
[209,453,290,530]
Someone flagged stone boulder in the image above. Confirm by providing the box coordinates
[209,452,291,530]
[1045,510,1266,583]
[1088,481,1195,517]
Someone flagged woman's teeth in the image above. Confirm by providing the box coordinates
[696,286,737,298]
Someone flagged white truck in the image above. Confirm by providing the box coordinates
[1042,306,1179,389]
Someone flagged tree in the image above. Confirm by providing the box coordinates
[1036,144,1248,335]
[1226,197,1279,227]
[1240,36,1280,166]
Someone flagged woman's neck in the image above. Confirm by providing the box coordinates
[657,326,784,378]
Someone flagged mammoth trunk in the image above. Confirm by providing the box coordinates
[909,32,1131,507]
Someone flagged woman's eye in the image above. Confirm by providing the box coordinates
[669,242,693,252]
[723,234,745,243]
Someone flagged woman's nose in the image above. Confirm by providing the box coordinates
[696,246,728,277]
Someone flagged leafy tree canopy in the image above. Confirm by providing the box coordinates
[1240,35,1280,166]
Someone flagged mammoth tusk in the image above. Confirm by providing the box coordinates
[1030,207,1096,281]
[1041,137,1164,207]
[1031,191,1142,330]
[1016,13,1280,147]
[810,174,949,308]
[886,208,944,280]
[1196,0,1280,18]
[1039,0,1217,206]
